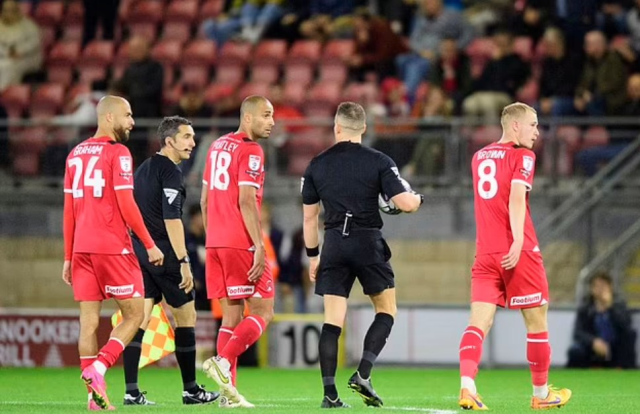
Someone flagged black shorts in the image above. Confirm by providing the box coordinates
[315,228,395,298]
[132,238,195,308]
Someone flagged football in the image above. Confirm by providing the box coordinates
[378,193,402,215]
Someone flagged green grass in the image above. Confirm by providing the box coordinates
[0,367,638,413]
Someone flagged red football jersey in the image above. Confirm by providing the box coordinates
[203,132,265,249]
[472,142,539,255]
[63,136,135,255]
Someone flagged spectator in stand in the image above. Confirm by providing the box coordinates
[172,83,214,135]
[349,9,408,82]
[0,102,7,171]
[552,0,600,49]
[82,0,120,47]
[574,30,627,116]
[509,0,554,47]
[538,27,583,116]
[369,0,418,35]
[463,29,530,119]
[299,0,355,42]
[567,272,637,369]
[119,35,164,164]
[424,37,472,116]
[395,0,474,105]
[597,0,631,39]
[185,205,210,311]
[575,74,640,176]
[202,0,285,46]
[264,0,310,43]
[618,0,640,70]
[0,0,41,91]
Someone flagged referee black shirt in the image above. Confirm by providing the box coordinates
[133,153,185,242]
[301,141,406,230]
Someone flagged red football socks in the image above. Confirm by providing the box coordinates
[527,332,550,386]
[220,316,266,364]
[217,326,237,386]
[96,338,125,369]
[459,326,485,379]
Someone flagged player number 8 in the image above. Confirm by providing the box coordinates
[477,159,498,200]
[209,151,232,191]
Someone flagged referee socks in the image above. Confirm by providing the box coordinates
[175,327,198,393]
[319,323,342,400]
[123,328,145,397]
[357,312,394,379]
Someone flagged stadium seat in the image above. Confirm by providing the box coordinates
[0,84,31,118]
[62,21,83,41]
[12,153,40,176]
[30,83,65,118]
[181,39,217,87]
[237,82,270,100]
[47,40,82,86]
[251,62,280,84]
[470,125,502,150]
[77,40,115,84]
[218,41,253,66]
[342,82,377,105]
[126,0,164,24]
[287,40,322,64]
[163,83,183,113]
[118,0,134,22]
[304,82,342,117]
[466,37,494,78]
[199,0,225,23]
[283,63,314,86]
[285,127,333,175]
[322,40,355,62]
[215,63,246,86]
[128,22,158,42]
[180,67,211,88]
[516,79,539,105]
[544,125,581,176]
[283,82,307,107]
[555,125,582,150]
[65,1,83,23]
[513,36,533,61]
[318,62,348,85]
[165,0,198,24]
[112,42,130,80]
[161,21,192,43]
[11,126,48,154]
[34,1,65,27]
[18,1,32,17]
[254,40,287,64]
[204,83,235,106]
[583,126,610,148]
[151,39,182,67]
[40,26,57,51]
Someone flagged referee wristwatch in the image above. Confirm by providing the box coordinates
[179,256,190,264]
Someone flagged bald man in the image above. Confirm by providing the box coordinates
[62,95,164,410]
[201,96,275,408]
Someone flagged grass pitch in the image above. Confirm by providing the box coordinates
[0,367,638,413]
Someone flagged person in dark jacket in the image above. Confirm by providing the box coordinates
[567,272,637,369]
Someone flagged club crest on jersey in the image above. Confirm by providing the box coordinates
[119,156,132,172]
[249,155,261,171]
[523,156,534,172]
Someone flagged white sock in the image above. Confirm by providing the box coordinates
[216,355,231,371]
[92,360,107,376]
[461,376,477,394]
[533,384,549,399]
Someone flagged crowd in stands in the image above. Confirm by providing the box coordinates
[1,0,640,178]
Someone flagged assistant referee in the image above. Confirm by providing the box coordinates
[123,116,219,406]
[302,102,423,408]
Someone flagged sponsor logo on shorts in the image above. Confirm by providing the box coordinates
[227,285,255,297]
[105,284,134,296]
[510,292,542,307]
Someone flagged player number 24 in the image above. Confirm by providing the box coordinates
[209,151,232,191]
[477,159,498,200]
[68,156,105,198]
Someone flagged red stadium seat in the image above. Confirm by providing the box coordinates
[65,1,83,24]
[162,22,192,43]
[304,82,341,117]
[251,62,280,84]
[126,0,164,24]
[318,62,348,85]
[181,39,217,87]
[40,26,57,51]
[285,127,333,175]
[163,83,183,113]
[199,0,225,23]
[322,40,355,62]
[470,125,502,150]
[583,126,610,148]
[47,40,82,86]
[180,67,211,88]
[128,23,158,42]
[283,63,314,86]
[77,41,115,84]
[254,40,287,64]
[11,126,48,154]
[62,21,83,41]
[214,63,245,86]
[283,82,307,108]
[204,83,235,106]
[237,82,270,100]
[30,83,65,118]
[34,1,65,27]
[165,0,198,24]
[219,41,253,66]
[516,79,539,105]
[151,39,182,67]
[118,0,134,22]
[555,125,582,150]
[544,125,582,176]
[1,85,31,118]
[342,82,378,105]
[287,40,322,64]
[13,153,41,176]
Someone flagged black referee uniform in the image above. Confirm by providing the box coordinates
[301,141,407,298]
[132,153,194,307]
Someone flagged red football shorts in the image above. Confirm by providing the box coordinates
[206,248,274,300]
[471,251,549,309]
[72,253,144,301]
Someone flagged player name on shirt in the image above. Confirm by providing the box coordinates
[213,140,240,153]
[476,149,506,160]
[73,144,104,156]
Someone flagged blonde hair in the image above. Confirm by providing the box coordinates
[501,102,536,129]
[335,102,366,131]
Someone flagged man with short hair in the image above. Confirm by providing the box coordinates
[121,116,220,406]
[201,96,276,408]
[62,96,164,410]
[458,102,572,411]
[302,102,423,408]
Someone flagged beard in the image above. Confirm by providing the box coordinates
[114,125,130,143]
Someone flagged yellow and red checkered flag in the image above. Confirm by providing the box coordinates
[111,304,175,368]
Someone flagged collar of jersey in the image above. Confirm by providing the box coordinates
[230,131,250,141]
[88,136,115,143]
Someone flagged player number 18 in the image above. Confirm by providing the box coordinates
[477,159,498,200]
[209,151,232,191]
[68,156,105,198]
